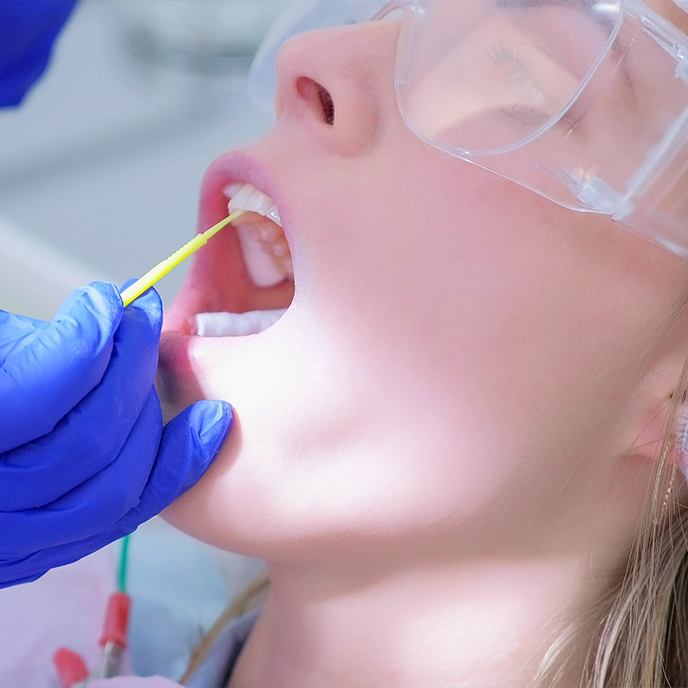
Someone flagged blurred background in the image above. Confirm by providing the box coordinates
[0,0,285,318]
[0,1,292,683]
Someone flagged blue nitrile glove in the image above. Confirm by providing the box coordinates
[0,0,78,107]
[0,282,232,588]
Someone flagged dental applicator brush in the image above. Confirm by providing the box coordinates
[120,210,245,307]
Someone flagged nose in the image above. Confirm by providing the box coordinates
[273,21,399,156]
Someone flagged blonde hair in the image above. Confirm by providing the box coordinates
[182,349,688,688]
[534,350,688,687]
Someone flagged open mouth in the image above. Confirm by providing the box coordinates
[166,157,296,338]
[194,182,294,337]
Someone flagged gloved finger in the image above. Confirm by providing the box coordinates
[0,391,162,557]
[0,401,232,585]
[0,282,123,452]
[0,288,163,510]
[0,0,78,107]
[0,311,42,359]
[112,400,233,531]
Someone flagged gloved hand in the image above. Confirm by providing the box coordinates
[0,282,232,588]
[0,0,78,107]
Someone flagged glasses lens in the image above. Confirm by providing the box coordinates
[396,0,622,154]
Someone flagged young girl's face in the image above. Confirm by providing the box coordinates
[159,12,688,566]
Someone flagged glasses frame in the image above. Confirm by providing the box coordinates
[367,0,688,257]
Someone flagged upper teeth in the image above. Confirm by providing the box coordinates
[223,183,293,287]
[226,183,281,226]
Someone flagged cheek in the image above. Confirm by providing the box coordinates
[161,216,592,560]
[163,135,673,559]
[319,155,661,504]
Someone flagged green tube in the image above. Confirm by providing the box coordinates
[117,535,130,593]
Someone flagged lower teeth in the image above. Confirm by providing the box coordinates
[195,309,287,337]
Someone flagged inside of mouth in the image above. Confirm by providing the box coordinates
[232,210,294,288]
[191,191,295,338]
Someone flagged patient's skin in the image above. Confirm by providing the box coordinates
[160,8,688,688]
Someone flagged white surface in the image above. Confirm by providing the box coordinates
[0,544,117,688]
[0,215,106,319]
[0,520,266,687]
[127,519,266,680]
[0,0,275,312]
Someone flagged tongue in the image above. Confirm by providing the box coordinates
[195,309,287,337]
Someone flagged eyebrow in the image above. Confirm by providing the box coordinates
[496,0,638,113]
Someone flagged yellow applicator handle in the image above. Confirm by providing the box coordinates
[120,210,245,307]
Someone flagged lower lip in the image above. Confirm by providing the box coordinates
[160,282,296,385]
[158,329,239,396]
[158,310,294,406]
[159,328,188,369]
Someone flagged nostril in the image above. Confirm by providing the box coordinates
[296,77,335,126]
[317,85,335,125]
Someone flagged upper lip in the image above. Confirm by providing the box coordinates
[199,149,291,243]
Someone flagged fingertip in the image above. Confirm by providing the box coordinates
[82,282,125,344]
[198,400,234,446]
[52,282,123,356]
[185,400,233,477]
[76,282,123,324]
[84,281,124,314]
[57,281,122,319]
[124,287,163,336]
[117,401,232,522]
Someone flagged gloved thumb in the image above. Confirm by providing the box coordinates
[112,400,233,531]
[173,400,234,493]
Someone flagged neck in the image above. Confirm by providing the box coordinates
[228,551,619,688]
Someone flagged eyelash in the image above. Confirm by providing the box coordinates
[486,41,586,137]
[486,40,530,72]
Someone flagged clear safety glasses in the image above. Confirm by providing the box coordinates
[250,0,688,257]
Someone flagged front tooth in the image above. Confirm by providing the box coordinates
[195,309,287,337]
[223,182,244,198]
[228,183,282,227]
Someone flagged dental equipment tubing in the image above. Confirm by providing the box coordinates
[120,210,245,307]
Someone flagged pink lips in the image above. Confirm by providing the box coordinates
[163,149,295,336]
